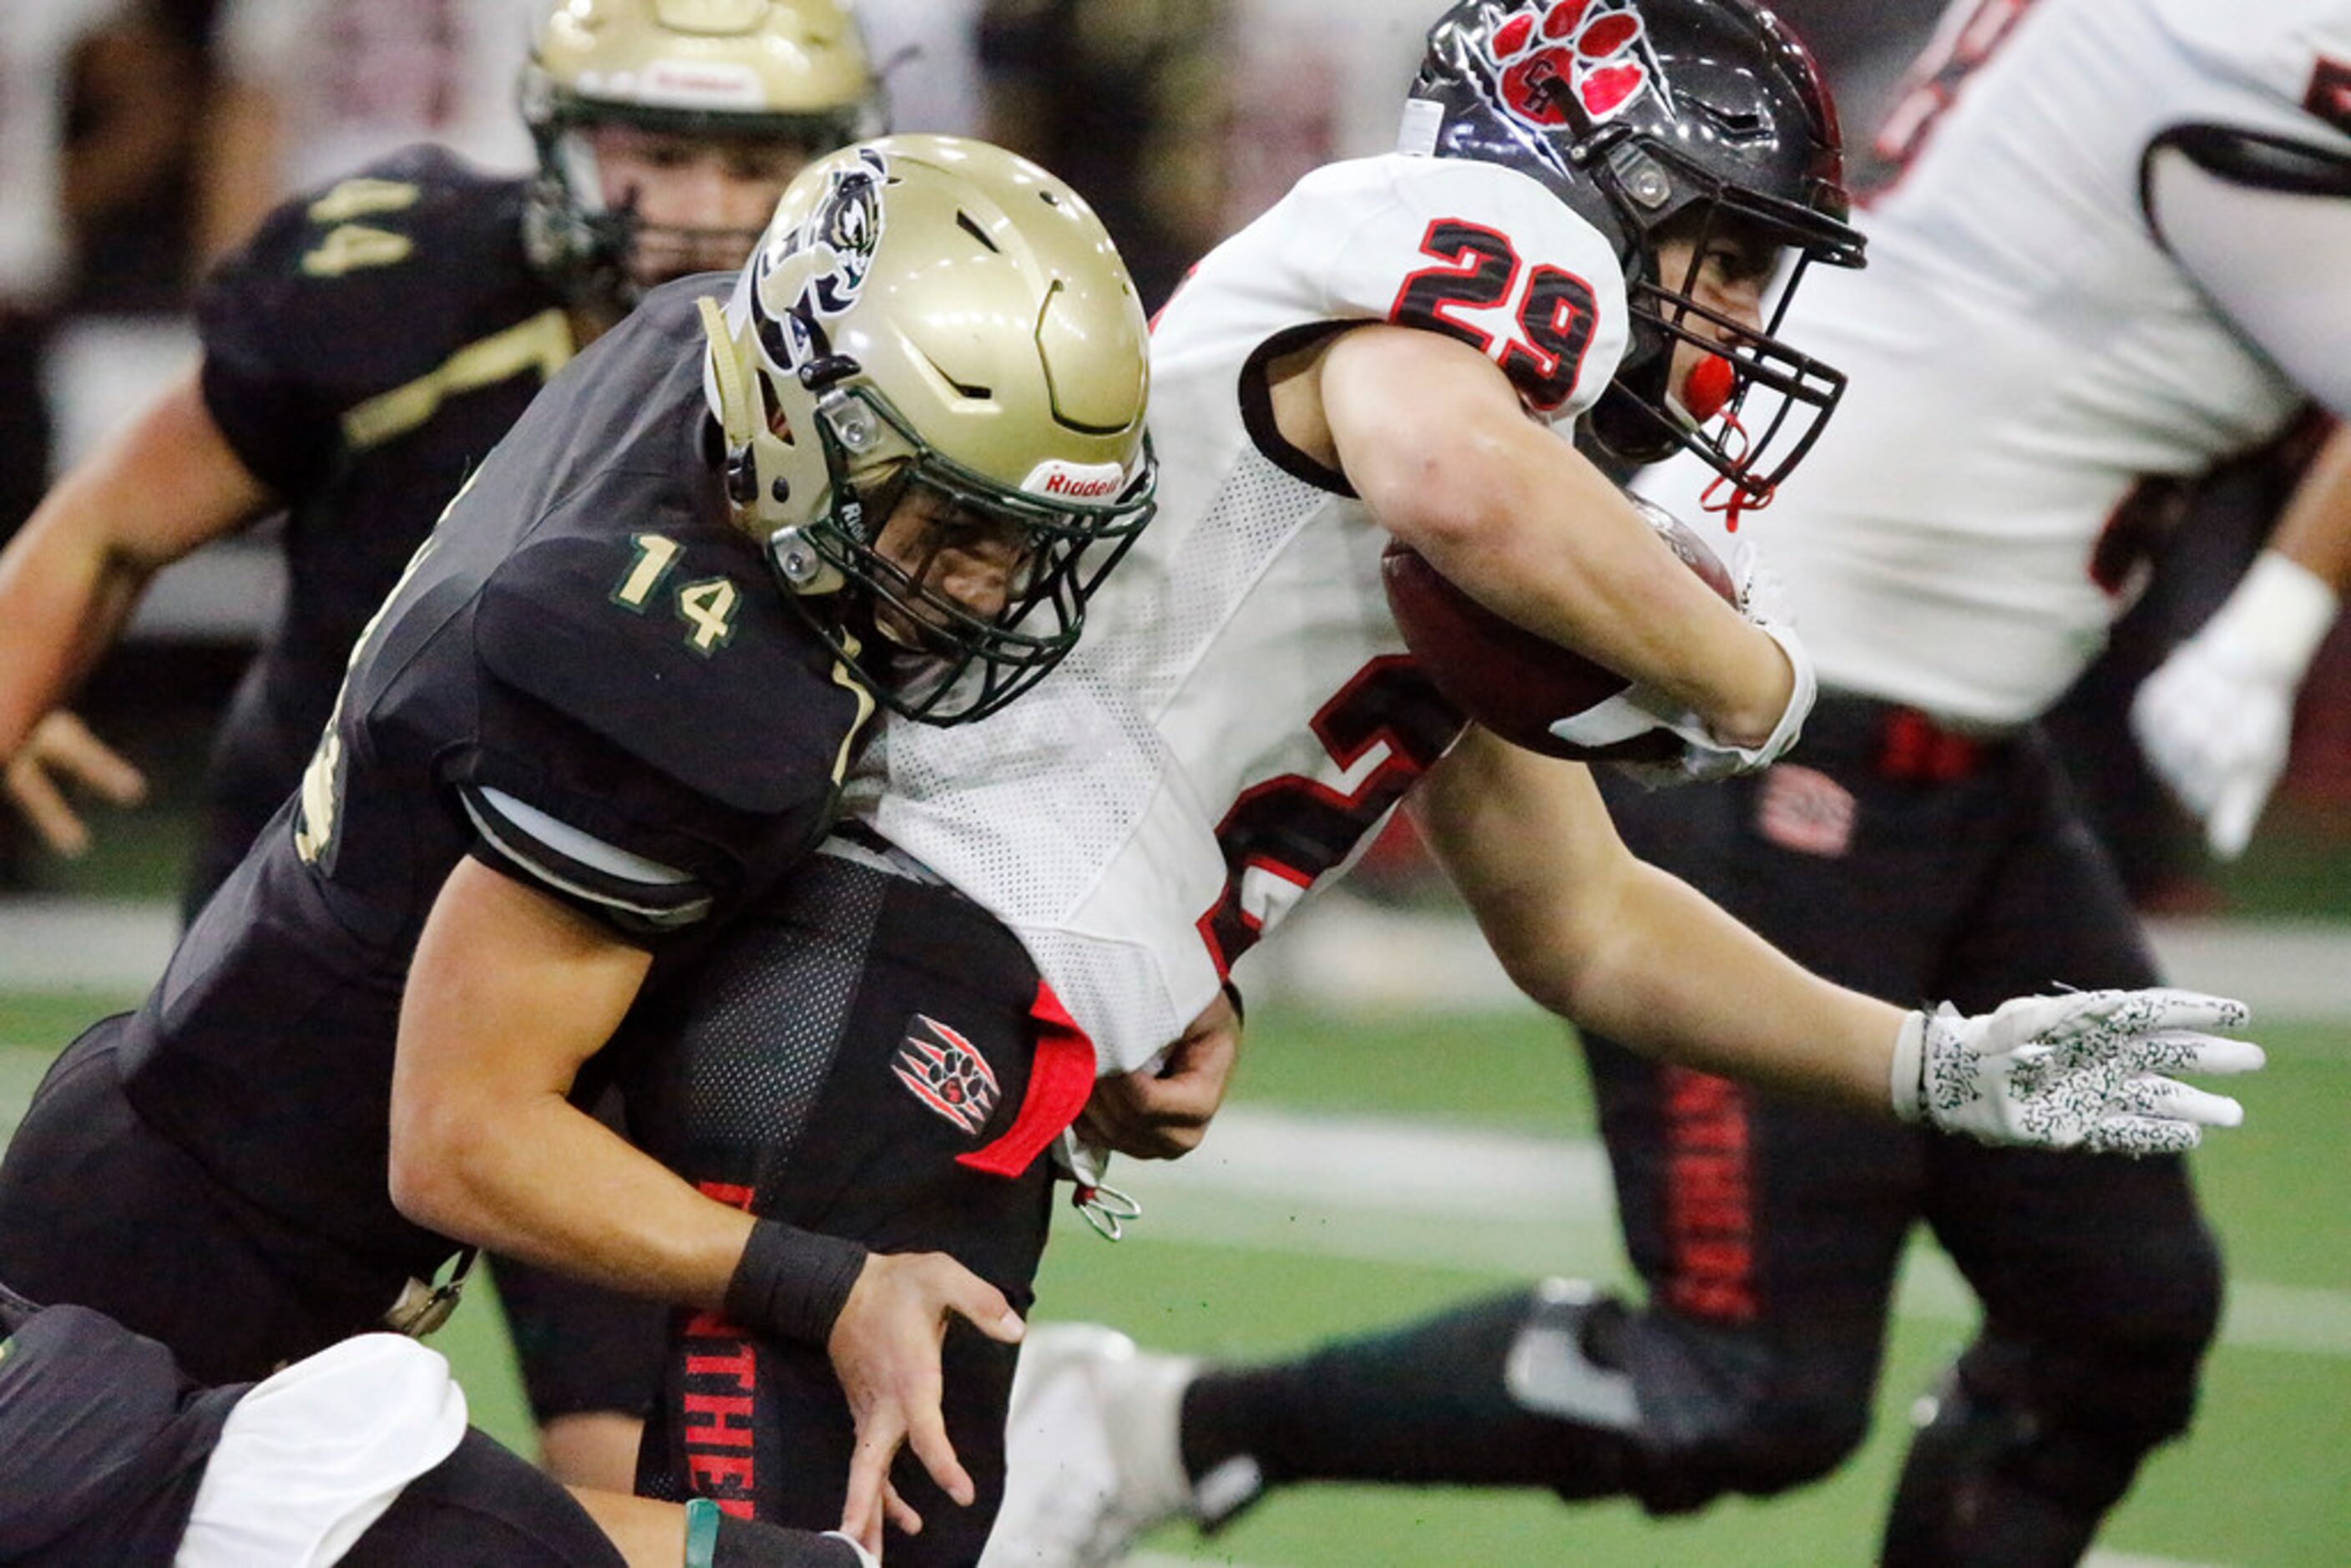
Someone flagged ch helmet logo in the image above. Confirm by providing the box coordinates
[893,1015,1003,1135]
[752,148,890,369]
[1488,0,1673,127]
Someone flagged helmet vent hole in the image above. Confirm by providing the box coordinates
[957,210,1002,253]
[1038,189,1064,208]
[1690,101,1772,144]
[918,348,992,402]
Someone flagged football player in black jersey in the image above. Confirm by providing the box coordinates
[0,0,883,1493]
[0,0,882,905]
[0,132,1156,1560]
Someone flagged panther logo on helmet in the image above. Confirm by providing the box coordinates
[1489,0,1673,128]
[801,149,888,316]
[752,149,888,367]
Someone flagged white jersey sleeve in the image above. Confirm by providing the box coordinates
[1216,153,1631,427]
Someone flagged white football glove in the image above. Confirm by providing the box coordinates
[1553,537,1817,787]
[1889,988,2263,1156]
[2131,551,2337,860]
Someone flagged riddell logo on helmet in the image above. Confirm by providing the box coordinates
[1023,460,1125,500]
[638,60,765,110]
[1488,0,1671,128]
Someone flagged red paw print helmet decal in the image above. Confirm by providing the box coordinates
[1489,0,1672,129]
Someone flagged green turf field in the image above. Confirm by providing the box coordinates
[4,990,2345,1564]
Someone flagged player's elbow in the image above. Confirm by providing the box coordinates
[1489,913,1602,1021]
[385,1089,495,1239]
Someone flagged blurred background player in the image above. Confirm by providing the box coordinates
[984,1,2351,1564]
[0,1282,878,1567]
[0,0,882,1490]
[0,0,198,886]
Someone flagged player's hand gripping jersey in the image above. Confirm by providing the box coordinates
[1638,0,2351,728]
[865,152,1629,1069]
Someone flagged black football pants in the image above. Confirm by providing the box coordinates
[1580,691,2220,1516]
[625,852,1070,1566]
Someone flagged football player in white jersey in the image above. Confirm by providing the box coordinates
[980,1,2351,1564]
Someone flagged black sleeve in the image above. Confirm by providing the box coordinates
[450,671,822,948]
[195,184,352,498]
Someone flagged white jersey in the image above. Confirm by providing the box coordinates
[862,152,1627,1070]
[1640,0,2351,727]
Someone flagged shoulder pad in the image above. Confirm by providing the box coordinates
[474,525,869,817]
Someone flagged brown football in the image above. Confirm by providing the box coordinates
[1381,498,1738,761]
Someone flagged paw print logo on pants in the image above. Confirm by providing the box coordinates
[893,1014,1003,1136]
[1489,0,1666,128]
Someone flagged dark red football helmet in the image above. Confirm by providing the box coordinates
[1413,0,1865,503]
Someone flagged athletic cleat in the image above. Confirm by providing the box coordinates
[981,1323,1198,1567]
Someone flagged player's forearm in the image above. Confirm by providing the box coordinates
[0,507,144,756]
[1420,729,1897,1113]
[392,1090,754,1309]
[0,371,270,753]
[1404,427,1790,745]
[1550,862,1904,1112]
[1325,329,1785,742]
[389,858,751,1306]
[2263,421,2351,594]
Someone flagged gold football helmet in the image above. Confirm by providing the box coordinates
[701,134,1156,726]
[523,0,885,308]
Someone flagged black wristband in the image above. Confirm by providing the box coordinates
[718,1510,866,1567]
[723,1218,868,1346]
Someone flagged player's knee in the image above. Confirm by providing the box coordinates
[1519,1291,1873,1513]
[1622,1377,1871,1512]
[2048,1221,2223,1448]
[1719,1383,1873,1496]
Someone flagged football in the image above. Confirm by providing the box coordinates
[1381,497,1739,761]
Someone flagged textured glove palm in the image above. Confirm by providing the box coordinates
[1890,989,2263,1156]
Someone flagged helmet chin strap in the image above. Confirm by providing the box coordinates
[1696,412,1769,531]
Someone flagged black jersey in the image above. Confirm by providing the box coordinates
[190,147,575,902]
[114,280,875,1282]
